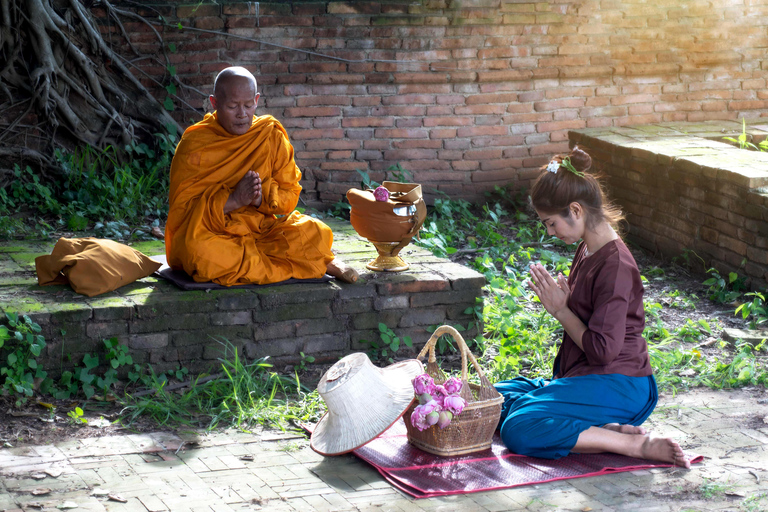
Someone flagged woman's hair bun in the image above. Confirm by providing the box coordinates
[569,146,592,173]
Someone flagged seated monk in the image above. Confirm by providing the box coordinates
[165,66,358,285]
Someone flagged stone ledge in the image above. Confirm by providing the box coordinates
[569,120,768,289]
[0,218,485,377]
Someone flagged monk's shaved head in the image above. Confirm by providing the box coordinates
[213,66,257,101]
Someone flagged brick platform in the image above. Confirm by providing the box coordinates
[0,218,484,377]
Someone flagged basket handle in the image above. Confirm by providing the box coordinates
[416,325,499,400]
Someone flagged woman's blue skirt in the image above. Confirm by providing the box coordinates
[494,373,658,459]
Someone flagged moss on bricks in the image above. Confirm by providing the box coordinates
[302,333,349,354]
[44,302,93,323]
[0,257,23,273]
[199,325,253,343]
[352,311,402,330]
[128,333,169,350]
[246,338,300,359]
[253,320,296,342]
[87,297,136,321]
[134,293,216,318]
[210,311,252,326]
[119,283,163,296]
[8,252,40,269]
[129,313,208,334]
[332,297,374,315]
[0,273,37,286]
[212,289,260,310]
[399,307,447,328]
[376,272,450,295]
[127,240,166,256]
[410,289,480,308]
[295,318,346,337]
[252,302,331,322]
[256,282,338,308]
[0,292,47,316]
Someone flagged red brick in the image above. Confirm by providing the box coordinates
[533,98,586,111]
[292,129,344,140]
[384,149,438,160]
[429,128,458,138]
[537,119,587,132]
[342,117,394,127]
[454,105,507,115]
[177,4,221,17]
[465,93,518,105]
[456,125,508,137]
[328,1,381,14]
[729,100,768,110]
[226,16,257,29]
[372,106,427,116]
[393,140,442,149]
[477,70,533,82]
[423,116,474,127]
[194,17,224,30]
[374,128,429,138]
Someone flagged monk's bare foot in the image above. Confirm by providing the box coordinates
[327,258,358,284]
[604,423,647,435]
[640,437,690,468]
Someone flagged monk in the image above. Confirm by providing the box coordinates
[165,67,358,286]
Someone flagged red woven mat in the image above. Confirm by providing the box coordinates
[348,419,702,499]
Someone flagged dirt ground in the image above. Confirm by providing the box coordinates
[0,244,761,450]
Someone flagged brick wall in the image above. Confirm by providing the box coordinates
[106,0,768,204]
[570,121,768,289]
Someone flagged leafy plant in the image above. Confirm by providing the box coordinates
[297,352,315,372]
[67,406,87,425]
[360,323,413,362]
[735,292,768,329]
[703,268,745,304]
[723,118,760,151]
[0,313,50,405]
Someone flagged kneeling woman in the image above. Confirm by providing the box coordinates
[495,147,689,468]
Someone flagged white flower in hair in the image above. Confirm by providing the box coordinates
[546,160,559,174]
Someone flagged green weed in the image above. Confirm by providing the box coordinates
[703,268,746,304]
[360,323,413,362]
[120,338,323,431]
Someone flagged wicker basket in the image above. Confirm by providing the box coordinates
[402,325,503,457]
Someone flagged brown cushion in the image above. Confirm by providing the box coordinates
[35,238,162,297]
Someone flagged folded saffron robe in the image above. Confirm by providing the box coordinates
[165,113,334,286]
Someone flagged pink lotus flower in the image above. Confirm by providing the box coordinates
[412,374,435,396]
[443,394,466,416]
[432,385,449,406]
[373,186,390,202]
[443,377,463,395]
[437,410,453,429]
[411,400,441,431]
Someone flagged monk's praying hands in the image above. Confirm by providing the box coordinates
[225,171,262,213]
[527,262,570,319]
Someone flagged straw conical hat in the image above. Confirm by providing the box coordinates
[310,353,423,456]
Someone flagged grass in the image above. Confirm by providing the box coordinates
[119,339,324,432]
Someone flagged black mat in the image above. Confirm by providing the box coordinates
[150,255,333,290]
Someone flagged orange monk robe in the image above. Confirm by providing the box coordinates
[165,113,334,286]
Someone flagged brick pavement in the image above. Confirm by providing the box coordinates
[1,388,767,512]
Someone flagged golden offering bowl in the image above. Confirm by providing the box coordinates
[346,181,427,274]
[366,241,410,272]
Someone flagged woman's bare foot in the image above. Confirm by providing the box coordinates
[603,423,647,435]
[640,437,691,468]
[327,258,359,284]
